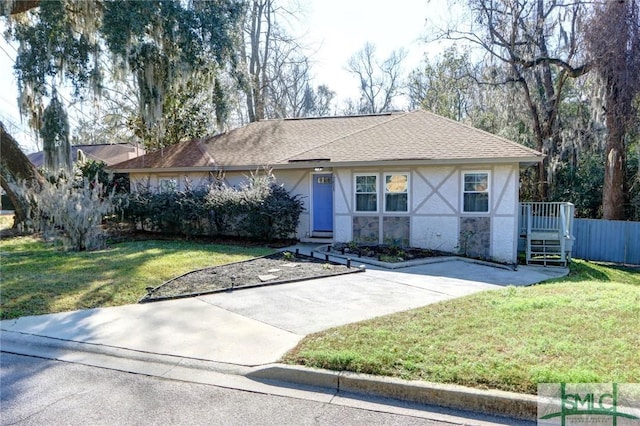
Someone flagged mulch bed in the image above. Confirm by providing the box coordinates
[140,251,364,303]
[330,242,452,263]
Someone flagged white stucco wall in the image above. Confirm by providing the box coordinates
[129,172,212,192]
[411,216,459,253]
[492,165,518,215]
[492,216,517,261]
[272,169,310,239]
[325,164,520,263]
[127,162,521,262]
[490,165,519,262]
[333,168,353,242]
[333,168,352,215]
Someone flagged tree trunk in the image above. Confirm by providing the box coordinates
[602,112,626,220]
[0,121,44,227]
[1,0,40,16]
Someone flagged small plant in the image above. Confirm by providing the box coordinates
[379,254,404,263]
[281,251,296,261]
[458,230,475,257]
[322,263,332,270]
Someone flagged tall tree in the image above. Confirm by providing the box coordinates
[434,0,590,200]
[40,89,72,176]
[0,121,45,227]
[408,46,475,121]
[346,42,407,114]
[100,0,243,148]
[586,0,640,220]
[1,1,41,16]
[265,49,311,118]
[6,0,243,150]
[0,1,46,229]
[302,84,336,117]
[239,0,319,121]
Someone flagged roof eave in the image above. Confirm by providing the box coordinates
[109,156,543,173]
[275,156,544,169]
[107,166,216,174]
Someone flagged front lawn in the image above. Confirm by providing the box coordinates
[0,236,273,319]
[283,260,640,394]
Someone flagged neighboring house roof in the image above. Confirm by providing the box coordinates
[110,110,542,172]
[28,143,145,168]
[108,139,215,169]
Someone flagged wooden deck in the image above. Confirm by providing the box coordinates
[519,202,575,266]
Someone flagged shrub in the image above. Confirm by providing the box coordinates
[11,177,115,251]
[234,172,304,240]
[118,170,304,241]
[78,160,130,195]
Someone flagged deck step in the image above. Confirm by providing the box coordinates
[526,237,567,266]
[530,231,560,240]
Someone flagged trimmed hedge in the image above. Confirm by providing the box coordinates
[118,172,304,241]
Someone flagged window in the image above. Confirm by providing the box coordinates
[463,172,489,213]
[384,173,409,212]
[159,177,178,192]
[355,174,377,212]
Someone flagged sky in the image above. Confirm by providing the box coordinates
[297,0,449,106]
[0,0,451,153]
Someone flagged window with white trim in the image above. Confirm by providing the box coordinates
[462,172,489,213]
[355,174,378,212]
[159,177,178,192]
[384,173,409,212]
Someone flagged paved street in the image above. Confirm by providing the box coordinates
[0,353,531,426]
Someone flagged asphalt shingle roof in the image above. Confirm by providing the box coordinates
[111,110,542,171]
[29,143,145,168]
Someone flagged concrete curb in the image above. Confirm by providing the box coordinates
[4,330,537,422]
[248,364,538,421]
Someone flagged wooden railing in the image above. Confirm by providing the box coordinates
[519,202,574,238]
[519,202,575,266]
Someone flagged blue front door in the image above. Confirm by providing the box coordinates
[313,174,333,232]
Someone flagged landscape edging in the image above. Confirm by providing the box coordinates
[313,244,517,271]
[139,250,365,303]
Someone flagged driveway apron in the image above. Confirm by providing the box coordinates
[0,259,567,366]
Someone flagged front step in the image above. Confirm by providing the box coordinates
[300,237,333,244]
[527,238,567,266]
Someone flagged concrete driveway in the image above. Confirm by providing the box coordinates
[0,255,566,367]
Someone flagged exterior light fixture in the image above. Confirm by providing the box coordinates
[314,167,324,172]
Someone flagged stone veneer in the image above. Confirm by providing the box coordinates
[353,216,379,244]
[383,216,410,246]
[459,217,490,259]
[352,216,410,246]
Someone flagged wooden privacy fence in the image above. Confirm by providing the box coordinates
[572,218,640,265]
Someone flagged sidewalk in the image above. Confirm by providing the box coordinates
[1,248,566,422]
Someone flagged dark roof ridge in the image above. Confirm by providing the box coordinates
[278,111,409,163]
[279,112,396,121]
[73,142,138,147]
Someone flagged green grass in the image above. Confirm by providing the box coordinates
[0,236,273,319]
[283,260,640,394]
